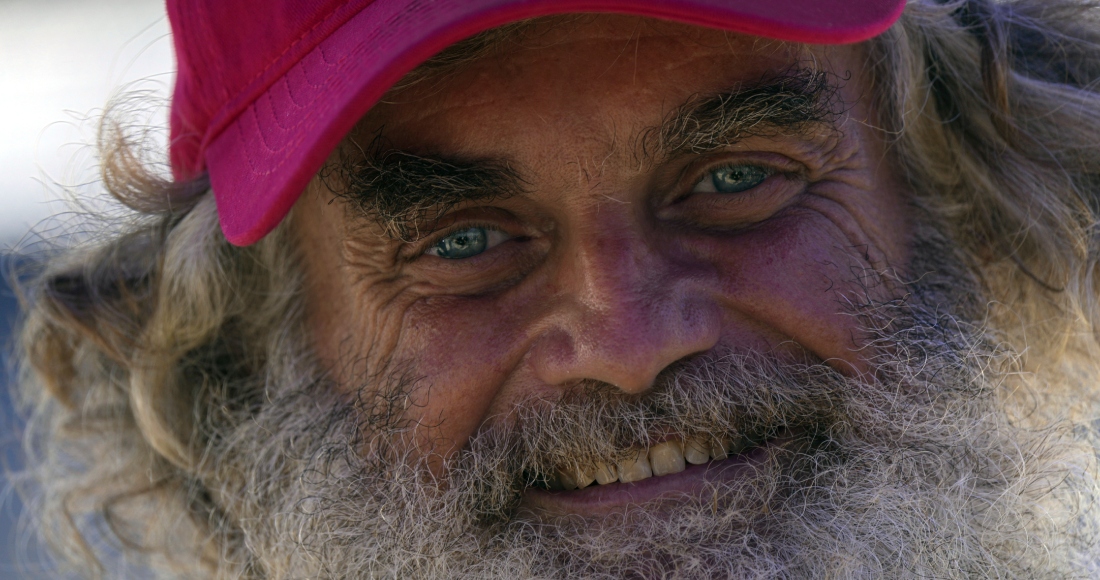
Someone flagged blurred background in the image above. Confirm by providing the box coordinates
[0,0,173,575]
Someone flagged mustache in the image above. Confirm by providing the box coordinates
[507,353,849,475]
[376,339,979,523]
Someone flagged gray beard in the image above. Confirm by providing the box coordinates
[205,242,1100,579]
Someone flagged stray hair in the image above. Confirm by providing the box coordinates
[11,0,1100,576]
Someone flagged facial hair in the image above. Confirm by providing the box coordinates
[204,239,1099,579]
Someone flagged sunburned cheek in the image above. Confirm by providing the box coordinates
[396,295,531,452]
[705,215,877,371]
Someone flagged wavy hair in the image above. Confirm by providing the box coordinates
[13,0,1100,576]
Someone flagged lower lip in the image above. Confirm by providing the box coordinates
[520,439,783,517]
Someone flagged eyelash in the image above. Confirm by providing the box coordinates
[677,160,778,200]
[420,222,508,255]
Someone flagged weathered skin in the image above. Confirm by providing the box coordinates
[292,15,912,499]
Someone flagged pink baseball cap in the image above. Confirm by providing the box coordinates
[167,0,906,246]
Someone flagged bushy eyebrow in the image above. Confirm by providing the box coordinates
[322,143,525,242]
[638,68,842,161]
[325,69,839,241]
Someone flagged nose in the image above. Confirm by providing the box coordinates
[529,220,721,394]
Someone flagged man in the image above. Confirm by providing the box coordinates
[15,0,1100,577]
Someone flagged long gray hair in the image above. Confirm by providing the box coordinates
[13,0,1100,576]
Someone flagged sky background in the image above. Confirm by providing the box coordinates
[0,0,174,249]
[1,1,172,576]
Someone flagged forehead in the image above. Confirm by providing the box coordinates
[355,15,832,155]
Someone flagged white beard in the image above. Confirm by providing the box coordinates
[199,236,1100,579]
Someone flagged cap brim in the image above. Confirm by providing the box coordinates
[206,0,905,246]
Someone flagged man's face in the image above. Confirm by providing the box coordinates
[295,14,909,492]
[222,16,1091,576]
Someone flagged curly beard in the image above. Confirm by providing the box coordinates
[203,236,1100,579]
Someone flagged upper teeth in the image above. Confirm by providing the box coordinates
[617,449,653,483]
[648,440,685,477]
[549,435,745,490]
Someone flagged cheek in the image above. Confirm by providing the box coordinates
[699,210,879,371]
[392,293,535,451]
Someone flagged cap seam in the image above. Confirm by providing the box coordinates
[196,0,374,174]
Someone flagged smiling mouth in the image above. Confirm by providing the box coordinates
[522,430,797,516]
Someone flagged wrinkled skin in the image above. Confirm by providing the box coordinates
[293,15,911,499]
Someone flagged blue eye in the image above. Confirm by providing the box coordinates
[430,227,487,259]
[693,165,771,194]
[426,227,510,260]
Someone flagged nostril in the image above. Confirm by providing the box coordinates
[528,327,580,385]
[528,298,721,395]
[602,366,658,395]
